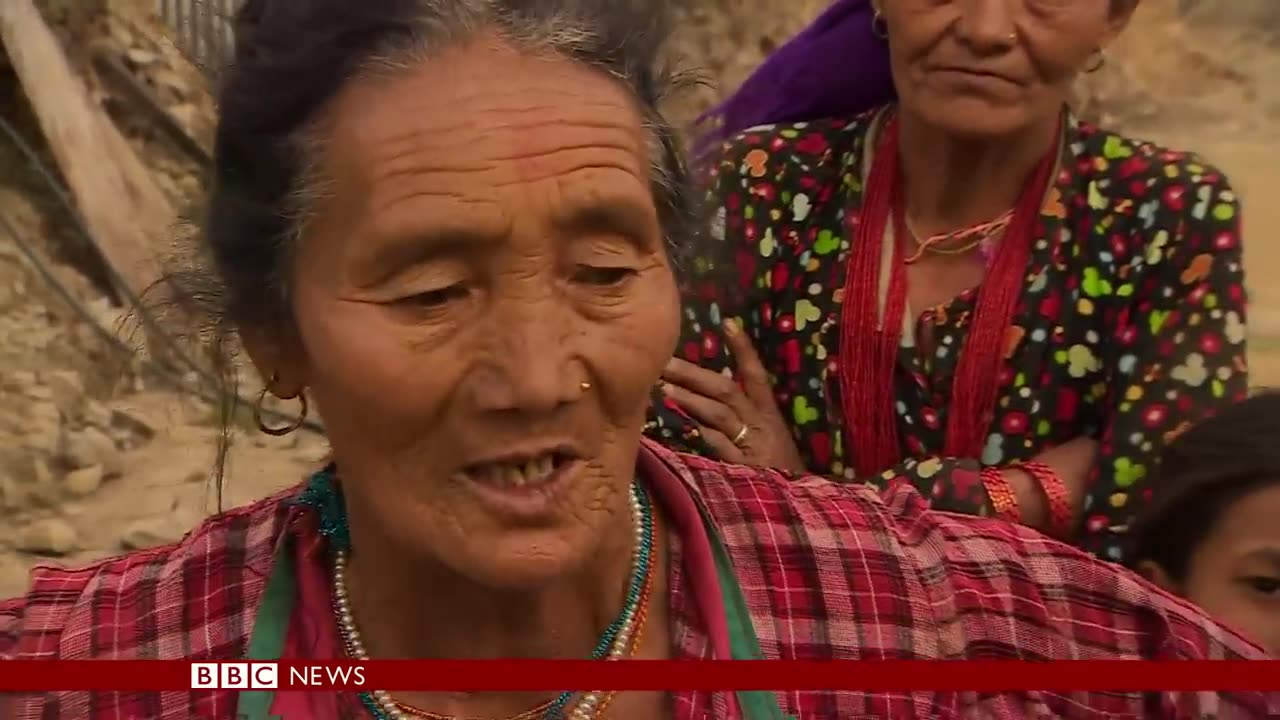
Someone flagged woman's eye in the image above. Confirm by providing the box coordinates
[1025,0,1073,10]
[398,285,468,308]
[1243,576,1280,596]
[573,266,637,286]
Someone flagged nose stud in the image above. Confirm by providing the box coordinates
[580,381,592,390]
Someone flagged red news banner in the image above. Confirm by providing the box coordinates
[0,660,1279,692]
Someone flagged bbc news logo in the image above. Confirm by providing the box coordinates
[191,662,279,689]
[190,662,368,689]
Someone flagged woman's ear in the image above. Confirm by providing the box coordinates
[241,326,307,399]
[1135,559,1180,594]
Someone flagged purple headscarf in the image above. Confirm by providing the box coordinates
[693,0,896,157]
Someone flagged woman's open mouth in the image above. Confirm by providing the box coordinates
[461,451,572,489]
[454,449,582,521]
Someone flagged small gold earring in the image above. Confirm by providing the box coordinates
[580,381,592,390]
[253,372,308,437]
[871,10,888,40]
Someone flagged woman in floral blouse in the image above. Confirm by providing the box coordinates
[646,0,1249,563]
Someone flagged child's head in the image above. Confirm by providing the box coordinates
[1132,392,1280,655]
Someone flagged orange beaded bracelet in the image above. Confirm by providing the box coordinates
[1013,460,1073,538]
[980,466,1021,523]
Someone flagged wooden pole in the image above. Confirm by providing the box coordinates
[0,0,176,308]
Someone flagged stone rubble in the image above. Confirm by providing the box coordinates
[118,517,177,551]
[16,518,80,557]
[0,2,327,579]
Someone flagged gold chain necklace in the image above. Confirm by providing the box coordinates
[902,210,1012,264]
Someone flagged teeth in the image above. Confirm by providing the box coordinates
[531,455,553,479]
[470,454,558,488]
[506,465,526,487]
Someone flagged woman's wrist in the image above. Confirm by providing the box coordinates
[1011,460,1073,538]
[981,466,1041,524]
[985,466,1048,527]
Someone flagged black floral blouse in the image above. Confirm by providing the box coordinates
[645,110,1249,562]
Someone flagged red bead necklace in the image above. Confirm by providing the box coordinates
[837,115,1059,476]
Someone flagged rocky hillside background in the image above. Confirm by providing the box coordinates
[1,0,1278,595]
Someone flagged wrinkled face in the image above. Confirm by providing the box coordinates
[1182,485,1280,655]
[878,0,1135,137]
[263,38,680,588]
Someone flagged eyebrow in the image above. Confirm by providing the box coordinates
[351,194,659,288]
[550,196,661,249]
[352,224,505,289]
[1240,547,1280,569]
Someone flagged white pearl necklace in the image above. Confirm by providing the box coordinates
[331,486,647,720]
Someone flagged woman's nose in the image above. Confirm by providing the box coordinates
[470,302,581,414]
[953,0,1019,53]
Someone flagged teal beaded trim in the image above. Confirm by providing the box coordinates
[541,482,653,720]
[295,467,655,720]
[294,465,353,550]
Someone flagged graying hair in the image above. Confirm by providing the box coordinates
[180,0,699,342]
[279,0,697,310]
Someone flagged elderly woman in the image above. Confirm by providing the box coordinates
[647,0,1249,563]
[1,1,1271,719]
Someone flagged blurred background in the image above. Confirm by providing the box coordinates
[0,0,1277,595]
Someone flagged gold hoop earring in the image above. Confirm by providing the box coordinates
[254,373,308,436]
[1086,49,1106,74]
[871,10,888,40]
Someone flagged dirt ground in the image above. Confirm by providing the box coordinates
[2,0,1279,597]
